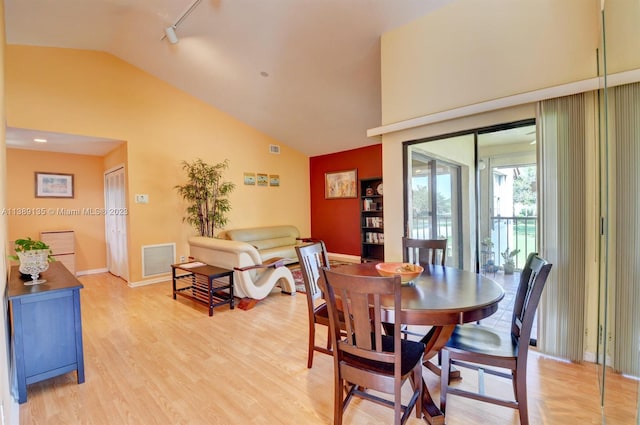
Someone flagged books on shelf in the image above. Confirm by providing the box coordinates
[365,232,384,244]
[365,217,383,228]
[363,198,383,211]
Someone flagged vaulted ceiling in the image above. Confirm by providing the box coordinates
[5,0,454,156]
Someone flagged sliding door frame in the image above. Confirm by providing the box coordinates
[402,118,536,272]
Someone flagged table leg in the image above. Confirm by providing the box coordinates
[419,325,455,424]
[208,277,214,316]
[422,378,445,425]
[171,268,177,300]
[421,325,461,380]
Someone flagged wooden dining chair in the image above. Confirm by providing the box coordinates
[440,252,552,425]
[320,267,425,425]
[402,237,447,267]
[401,237,447,343]
[295,241,341,368]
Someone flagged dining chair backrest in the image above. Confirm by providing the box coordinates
[322,267,402,361]
[320,267,424,424]
[402,237,447,267]
[295,241,330,302]
[439,252,552,425]
[295,241,335,368]
[511,252,552,353]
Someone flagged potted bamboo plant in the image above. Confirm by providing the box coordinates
[175,158,236,238]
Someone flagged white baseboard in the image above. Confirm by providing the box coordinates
[128,275,171,288]
[328,252,360,263]
[73,268,182,288]
[582,350,614,367]
[76,268,109,276]
[583,351,596,363]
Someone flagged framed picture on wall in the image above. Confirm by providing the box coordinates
[257,173,268,186]
[325,169,357,199]
[244,172,256,185]
[35,172,74,198]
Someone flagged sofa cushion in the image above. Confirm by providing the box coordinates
[251,236,297,251]
[259,246,298,264]
[224,225,300,243]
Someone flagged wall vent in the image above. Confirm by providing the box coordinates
[269,144,280,154]
[142,243,175,277]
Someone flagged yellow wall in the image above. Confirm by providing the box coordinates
[103,143,127,172]
[605,0,640,73]
[380,0,599,125]
[5,46,310,284]
[6,148,107,272]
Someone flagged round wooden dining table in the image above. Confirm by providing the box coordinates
[334,262,505,425]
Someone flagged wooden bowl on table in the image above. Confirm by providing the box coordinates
[375,262,424,285]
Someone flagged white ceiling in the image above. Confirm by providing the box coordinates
[5,0,455,157]
[5,127,123,156]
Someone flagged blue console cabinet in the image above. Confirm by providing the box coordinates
[7,261,85,403]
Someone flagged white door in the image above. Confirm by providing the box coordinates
[104,166,128,280]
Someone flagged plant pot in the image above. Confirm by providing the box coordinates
[17,249,50,285]
[503,263,515,275]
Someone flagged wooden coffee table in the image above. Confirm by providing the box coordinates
[172,262,234,316]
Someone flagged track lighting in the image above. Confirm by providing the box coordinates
[162,0,202,45]
[165,26,178,44]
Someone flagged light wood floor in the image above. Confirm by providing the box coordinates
[19,272,638,424]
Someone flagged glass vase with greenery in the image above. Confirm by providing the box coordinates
[9,237,55,284]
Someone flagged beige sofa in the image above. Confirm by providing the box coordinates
[221,225,301,263]
[188,225,303,300]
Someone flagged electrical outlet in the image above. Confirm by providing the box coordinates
[180,255,186,263]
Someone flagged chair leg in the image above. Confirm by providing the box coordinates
[440,348,450,414]
[413,365,423,418]
[307,323,315,368]
[334,377,344,425]
[515,368,529,425]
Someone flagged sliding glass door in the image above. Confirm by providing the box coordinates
[405,135,472,269]
[406,152,463,269]
[404,122,537,274]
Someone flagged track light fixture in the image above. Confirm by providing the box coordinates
[165,26,179,44]
[161,0,202,45]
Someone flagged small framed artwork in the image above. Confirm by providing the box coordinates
[325,169,357,199]
[257,173,268,186]
[244,172,256,185]
[35,172,74,198]
[269,174,280,187]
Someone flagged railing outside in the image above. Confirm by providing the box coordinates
[409,214,452,240]
[409,213,537,272]
[486,216,537,270]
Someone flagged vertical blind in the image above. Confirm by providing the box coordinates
[610,82,640,376]
[537,93,587,361]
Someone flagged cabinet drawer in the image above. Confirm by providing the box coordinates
[41,231,75,255]
[53,254,75,275]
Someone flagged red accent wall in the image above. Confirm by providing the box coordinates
[310,144,382,256]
